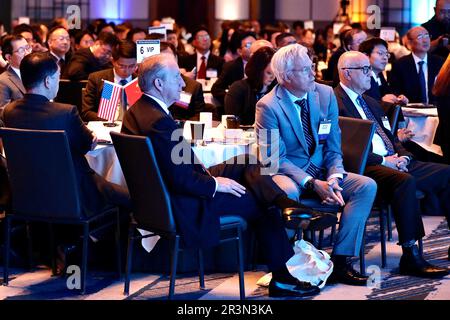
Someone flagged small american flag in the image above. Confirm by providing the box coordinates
[98,80,122,122]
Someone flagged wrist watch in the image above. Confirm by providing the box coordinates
[305,178,316,190]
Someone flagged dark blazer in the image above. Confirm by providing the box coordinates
[121,95,219,248]
[48,50,73,78]
[334,85,412,166]
[178,52,224,79]
[3,94,111,216]
[0,66,26,110]
[211,57,245,105]
[389,53,445,105]
[225,78,275,125]
[169,75,207,120]
[365,73,391,102]
[64,48,112,81]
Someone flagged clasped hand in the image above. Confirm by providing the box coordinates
[314,178,345,207]
[384,153,409,172]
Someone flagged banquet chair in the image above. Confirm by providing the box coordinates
[295,117,376,275]
[55,80,88,114]
[0,128,121,294]
[110,132,246,300]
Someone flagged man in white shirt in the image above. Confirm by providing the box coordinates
[335,51,450,279]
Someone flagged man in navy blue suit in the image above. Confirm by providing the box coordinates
[121,53,323,298]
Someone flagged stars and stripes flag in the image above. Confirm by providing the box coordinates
[98,80,122,122]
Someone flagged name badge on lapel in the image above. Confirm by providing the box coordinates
[318,120,332,144]
[381,116,391,131]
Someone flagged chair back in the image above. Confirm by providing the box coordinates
[110,131,176,236]
[339,117,376,175]
[388,105,401,134]
[0,128,82,219]
[55,80,88,113]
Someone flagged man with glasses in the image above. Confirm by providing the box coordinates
[256,44,378,286]
[81,40,137,121]
[212,31,256,106]
[178,27,224,81]
[335,51,450,279]
[65,31,119,81]
[0,35,32,110]
[47,26,72,76]
[390,26,445,105]
[422,0,450,58]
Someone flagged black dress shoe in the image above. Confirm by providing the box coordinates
[282,208,338,230]
[268,278,320,298]
[399,245,449,278]
[328,261,368,286]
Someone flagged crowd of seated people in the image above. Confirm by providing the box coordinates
[0,3,449,297]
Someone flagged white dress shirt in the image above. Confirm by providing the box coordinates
[340,83,389,158]
[11,66,21,79]
[412,53,429,104]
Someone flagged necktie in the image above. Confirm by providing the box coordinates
[58,59,65,71]
[417,61,427,103]
[356,95,395,156]
[119,79,128,108]
[197,56,206,79]
[295,99,315,154]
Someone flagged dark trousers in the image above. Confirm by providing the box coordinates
[365,160,450,243]
[208,155,294,271]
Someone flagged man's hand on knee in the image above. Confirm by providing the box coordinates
[215,177,246,197]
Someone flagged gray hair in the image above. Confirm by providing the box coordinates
[138,54,173,92]
[271,43,310,85]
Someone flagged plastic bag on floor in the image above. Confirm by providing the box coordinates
[257,239,334,289]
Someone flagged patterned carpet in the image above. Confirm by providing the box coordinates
[0,216,448,300]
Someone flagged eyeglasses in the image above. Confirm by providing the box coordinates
[414,33,430,40]
[116,63,137,70]
[13,45,32,55]
[196,34,210,40]
[341,65,372,75]
[374,51,391,58]
[243,42,253,49]
[291,63,316,76]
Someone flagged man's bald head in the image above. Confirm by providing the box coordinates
[406,26,431,55]
[338,51,372,94]
[250,40,273,56]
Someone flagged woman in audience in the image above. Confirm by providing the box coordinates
[73,30,95,51]
[224,46,276,125]
[433,54,450,164]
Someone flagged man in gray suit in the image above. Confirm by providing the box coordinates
[0,35,32,111]
[256,44,377,286]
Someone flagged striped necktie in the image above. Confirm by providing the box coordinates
[356,95,395,155]
[295,99,315,155]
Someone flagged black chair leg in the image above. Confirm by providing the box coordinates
[236,226,245,300]
[81,224,89,294]
[3,216,11,286]
[25,222,33,270]
[124,225,135,296]
[387,205,393,241]
[380,209,387,268]
[330,224,336,246]
[169,236,180,300]
[115,210,121,279]
[198,249,205,289]
[318,230,324,249]
[310,230,317,247]
[360,224,366,276]
[48,224,57,276]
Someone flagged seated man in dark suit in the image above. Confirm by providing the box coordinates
[64,31,120,81]
[359,37,444,164]
[160,42,216,120]
[3,52,130,217]
[81,40,137,121]
[178,27,224,81]
[0,35,32,110]
[46,26,72,76]
[121,53,324,298]
[211,31,256,106]
[335,51,450,278]
[389,26,445,106]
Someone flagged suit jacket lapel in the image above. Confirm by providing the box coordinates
[276,86,309,152]
[7,68,26,95]
[307,89,320,148]
[336,85,362,119]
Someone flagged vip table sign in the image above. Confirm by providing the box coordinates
[136,40,160,64]
[401,105,442,156]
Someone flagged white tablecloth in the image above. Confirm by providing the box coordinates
[402,107,442,155]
